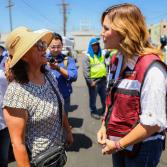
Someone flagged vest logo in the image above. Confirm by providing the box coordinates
[124,71,136,79]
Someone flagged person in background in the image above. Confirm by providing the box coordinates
[3,27,73,167]
[0,45,10,167]
[159,35,167,64]
[83,38,106,120]
[97,3,167,167]
[47,33,78,117]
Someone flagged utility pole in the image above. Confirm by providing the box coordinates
[6,0,14,31]
[59,0,69,36]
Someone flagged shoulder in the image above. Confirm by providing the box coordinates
[83,54,90,61]
[3,82,30,109]
[45,70,58,85]
[147,61,167,79]
[6,81,27,95]
[142,61,167,93]
[66,56,75,63]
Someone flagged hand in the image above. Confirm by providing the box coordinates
[91,81,96,87]
[47,61,60,71]
[97,125,107,145]
[102,139,116,155]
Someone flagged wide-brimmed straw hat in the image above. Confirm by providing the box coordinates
[5,26,53,68]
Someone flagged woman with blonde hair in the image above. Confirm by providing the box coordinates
[97,3,167,167]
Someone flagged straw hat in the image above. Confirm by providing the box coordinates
[5,26,53,68]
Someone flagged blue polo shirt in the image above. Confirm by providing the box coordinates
[47,53,78,99]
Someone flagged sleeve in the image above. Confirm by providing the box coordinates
[66,57,78,82]
[82,54,93,85]
[140,62,167,131]
[3,82,28,110]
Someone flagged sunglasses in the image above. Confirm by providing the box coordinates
[35,40,47,51]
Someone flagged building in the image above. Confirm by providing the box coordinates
[148,20,167,46]
[71,30,101,52]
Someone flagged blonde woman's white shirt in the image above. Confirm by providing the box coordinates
[140,62,167,132]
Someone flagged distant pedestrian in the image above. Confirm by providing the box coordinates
[97,3,167,167]
[159,35,167,64]
[83,38,106,120]
[47,33,78,117]
[0,45,10,167]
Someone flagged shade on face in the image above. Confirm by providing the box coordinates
[22,40,48,68]
[91,43,99,54]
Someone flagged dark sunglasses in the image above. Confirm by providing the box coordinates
[35,40,47,51]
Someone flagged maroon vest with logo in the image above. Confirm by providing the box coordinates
[105,54,165,137]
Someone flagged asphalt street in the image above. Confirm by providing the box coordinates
[9,55,167,167]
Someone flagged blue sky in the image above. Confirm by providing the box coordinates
[1,0,167,36]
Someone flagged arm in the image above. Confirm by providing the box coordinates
[101,123,160,154]
[3,107,30,167]
[97,120,107,145]
[48,62,68,79]
[48,57,77,81]
[66,57,78,82]
[63,113,73,145]
[101,62,167,154]
[82,55,94,86]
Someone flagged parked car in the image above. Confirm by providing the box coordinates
[62,37,78,62]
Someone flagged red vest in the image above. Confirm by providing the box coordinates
[105,54,166,137]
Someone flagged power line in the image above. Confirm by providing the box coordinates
[21,0,56,28]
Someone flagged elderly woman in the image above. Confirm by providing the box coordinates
[3,27,73,167]
[97,3,167,167]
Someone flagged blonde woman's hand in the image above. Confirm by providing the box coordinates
[102,139,116,155]
[97,125,107,145]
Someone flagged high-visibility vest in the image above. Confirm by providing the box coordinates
[88,54,106,78]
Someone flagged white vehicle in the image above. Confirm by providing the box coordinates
[62,37,78,62]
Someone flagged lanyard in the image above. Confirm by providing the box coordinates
[106,53,123,89]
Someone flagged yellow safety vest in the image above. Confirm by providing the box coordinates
[88,54,106,78]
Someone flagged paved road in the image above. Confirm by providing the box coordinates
[9,55,167,167]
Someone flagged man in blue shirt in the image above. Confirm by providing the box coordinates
[47,33,78,116]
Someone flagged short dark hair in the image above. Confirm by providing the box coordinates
[53,33,63,44]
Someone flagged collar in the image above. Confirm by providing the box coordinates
[125,56,139,70]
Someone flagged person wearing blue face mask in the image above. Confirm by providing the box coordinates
[83,38,106,120]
